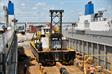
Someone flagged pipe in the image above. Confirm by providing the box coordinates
[60,67,69,74]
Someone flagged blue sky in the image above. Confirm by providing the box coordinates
[2,0,112,22]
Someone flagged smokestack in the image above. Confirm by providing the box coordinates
[85,1,94,15]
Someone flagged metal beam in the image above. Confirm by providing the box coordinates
[104,45,107,68]
[97,44,100,65]
[17,22,74,24]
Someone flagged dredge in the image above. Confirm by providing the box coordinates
[30,10,76,66]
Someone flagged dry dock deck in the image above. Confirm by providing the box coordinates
[18,41,42,74]
[18,41,84,74]
[17,33,106,74]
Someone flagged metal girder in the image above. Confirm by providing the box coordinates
[17,22,74,24]
[49,10,64,49]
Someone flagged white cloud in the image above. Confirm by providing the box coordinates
[49,7,55,10]
[15,1,61,22]
[21,3,25,7]
[108,6,112,10]
[35,2,47,8]
[32,2,49,10]
[20,3,27,9]
[32,7,37,10]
